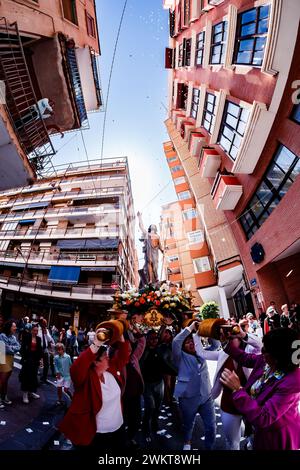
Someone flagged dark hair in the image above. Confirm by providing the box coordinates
[263,328,299,372]
[3,320,16,336]
[94,345,109,362]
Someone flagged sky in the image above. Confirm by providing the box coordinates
[50,0,176,270]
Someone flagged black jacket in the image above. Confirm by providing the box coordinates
[21,332,43,363]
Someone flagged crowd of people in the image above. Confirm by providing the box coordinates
[0,303,299,451]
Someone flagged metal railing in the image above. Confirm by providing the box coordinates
[0,274,115,299]
[0,225,120,238]
[0,249,119,265]
[0,17,56,176]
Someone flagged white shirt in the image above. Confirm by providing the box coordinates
[33,98,53,120]
[87,331,96,345]
[95,372,123,433]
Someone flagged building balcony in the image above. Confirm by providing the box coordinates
[198,148,221,178]
[211,173,243,211]
[0,18,55,178]
[0,226,120,240]
[189,131,207,158]
[0,249,119,268]
[180,121,195,142]
[194,270,217,289]
[0,274,115,302]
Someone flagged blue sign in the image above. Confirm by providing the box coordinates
[250,278,257,287]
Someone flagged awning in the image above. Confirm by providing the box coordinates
[18,219,36,225]
[48,266,80,284]
[12,201,49,212]
[57,239,119,250]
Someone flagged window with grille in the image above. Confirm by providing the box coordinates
[240,144,300,239]
[169,9,176,37]
[183,0,191,26]
[234,5,270,66]
[168,156,178,163]
[193,256,211,273]
[168,254,179,263]
[174,176,186,185]
[62,0,78,25]
[291,103,300,124]
[178,190,192,200]
[218,101,249,161]
[184,38,192,66]
[190,88,200,119]
[183,208,197,220]
[86,12,96,37]
[195,31,205,66]
[187,230,204,244]
[210,21,228,65]
[176,83,188,109]
[202,93,216,134]
[171,165,183,173]
[178,43,184,67]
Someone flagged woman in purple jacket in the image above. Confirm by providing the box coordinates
[220,327,300,450]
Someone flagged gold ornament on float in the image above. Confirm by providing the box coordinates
[144,308,164,327]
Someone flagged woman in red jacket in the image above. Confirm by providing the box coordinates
[59,328,130,449]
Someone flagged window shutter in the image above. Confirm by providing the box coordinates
[165,48,174,69]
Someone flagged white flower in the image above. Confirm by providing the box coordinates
[155,291,161,297]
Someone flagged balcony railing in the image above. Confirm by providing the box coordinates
[0,249,119,265]
[90,48,103,108]
[0,274,116,301]
[0,225,120,239]
[59,34,88,129]
[0,17,56,175]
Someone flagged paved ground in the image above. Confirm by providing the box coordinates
[1,354,248,451]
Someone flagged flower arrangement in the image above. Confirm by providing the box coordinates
[198,301,220,320]
[111,282,194,322]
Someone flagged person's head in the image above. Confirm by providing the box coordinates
[93,346,109,376]
[24,316,29,323]
[267,308,275,317]
[68,325,73,331]
[90,327,94,332]
[160,329,173,344]
[148,224,157,233]
[61,328,65,333]
[281,304,289,315]
[246,313,254,322]
[41,319,47,328]
[262,328,299,373]
[182,334,195,355]
[31,324,39,337]
[146,331,159,349]
[55,343,65,356]
[3,320,17,336]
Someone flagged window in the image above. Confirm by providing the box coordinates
[190,88,200,119]
[168,156,178,163]
[193,256,211,273]
[183,0,191,26]
[168,254,179,263]
[202,93,216,134]
[184,38,192,66]
[218,101,249,161]
[169,9,176,38]
[178,39,192,67]
[178,190,192,200]
[62,0,78,25]
[291,103,300,124]
[210,21,228,64]
[174,176,186,185]
[178,43,184,67]
[86,12,96,38]
[234,5,270,66]
[183,208,197,220]
[195,31,205,66]
[171,165,183,173]
[176,83,188,109]
[240,144,300,239]
[187,230,204,244]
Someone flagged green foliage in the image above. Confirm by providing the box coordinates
[199,301,220,319]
